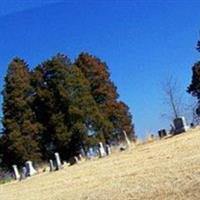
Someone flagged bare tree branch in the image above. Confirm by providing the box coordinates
[161,75,183,120]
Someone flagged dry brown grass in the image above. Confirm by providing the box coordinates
[1,127,200,200]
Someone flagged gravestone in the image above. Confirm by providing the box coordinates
[173,116,189,134]
[158,129,167,138]
[86,147,95,159]
[80,148,86,157]
[69,156,79,165]
[20,166,27,180]
[55,152,62,170]
[25,161,37,176]
[77,154,83,161]
[123,130,131,147]
[98,142,106,158]
[12,165,20,180]
[105,144,111,156]
[74,156,79,163]
[49,159,54,172]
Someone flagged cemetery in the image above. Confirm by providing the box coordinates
[0,118,193,184]
[9,135,128,181]
[1,126,200,200]
[1,2,200,200]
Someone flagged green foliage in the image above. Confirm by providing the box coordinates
[31,54,71,159]
[188,61,200,97]
[2,53,135,168]
[75,53,135,141]
[31,54,106,160]
[2,58,42,166]
[188,61,200,116]
[67,65,110,153]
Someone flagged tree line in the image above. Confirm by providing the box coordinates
[188,40,200,121]
[0,53,135,168]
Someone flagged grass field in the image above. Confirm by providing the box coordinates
[1,127,200,200]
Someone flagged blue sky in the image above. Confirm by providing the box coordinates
[0,0,199,138]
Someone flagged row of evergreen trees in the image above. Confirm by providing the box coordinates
[0,53,134,167]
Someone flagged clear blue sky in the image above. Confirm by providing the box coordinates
[0,0,200,138]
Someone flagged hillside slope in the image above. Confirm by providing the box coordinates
[1,128,200,200]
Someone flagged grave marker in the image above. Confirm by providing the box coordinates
[49,159,54,172]
[12,165,20,180]
[20,166,27,180]
[25,161,37,176]
[173,116,189,134]
[55,152,62,170]
[98,142,106,158]
[158,129,167,138]
[123,130,131,147]
[105,144,111,156]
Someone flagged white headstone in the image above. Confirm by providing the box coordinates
[123,130,131,147]
[78,154,83,161]
[55,152,62,170]
[80,148,86,157]
[69,156,79,165]
[12,165,20,180]
[49,159,54,172]
[74,156,79,163]
[25,161,37,176]
[21,166,27,179]
[98,142,106,158]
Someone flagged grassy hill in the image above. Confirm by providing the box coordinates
[1,128,200,200]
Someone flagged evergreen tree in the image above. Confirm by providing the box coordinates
[106,101,134,140]
[75,53,135,141]
[188,61,200,115]
[2,58,42,166]
[2,53,135,166]
[32,54,106,160]
[188,40,200,117]
[188,61,200,97]
[31,54,71,159]
[66,65,108,155]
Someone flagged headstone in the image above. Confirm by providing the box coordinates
[87,147,98,159]
[69,156,79,165]
[105,144,111,156]
[12,165,20,180]
[158,129,167,138]
[80,148,86,157]
[49,159,54,172]
[98,142,106,158]
[77,154,83,161]
[173,116,189,134]
[20,166,27,180]
[55,152,62,170]
[63,161,68,166]
[25,161,37,176]
[74,156,79,163]
[123,130,131,147]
